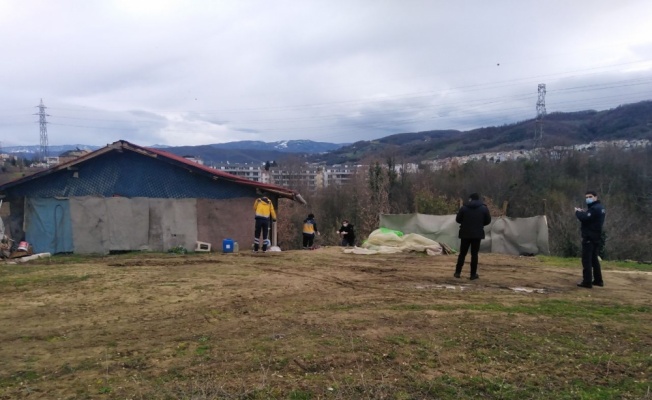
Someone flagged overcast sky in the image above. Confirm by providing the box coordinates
[1,0,651,147]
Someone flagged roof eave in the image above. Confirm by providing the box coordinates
[0,140,307,204]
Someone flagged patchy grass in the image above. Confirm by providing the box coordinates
[0,272,93,288]
[392,299,650,320]
[538,255,652,271]
[1,249,651,399]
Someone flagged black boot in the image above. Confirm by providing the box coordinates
[470,265,478,280]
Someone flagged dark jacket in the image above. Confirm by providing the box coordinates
[456,199,492,239]
[575,200,605,241]
[337,224,355,240]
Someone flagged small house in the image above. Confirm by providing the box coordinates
[0,140,305,254]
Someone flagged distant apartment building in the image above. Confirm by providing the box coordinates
[211,160,429,190]
[423,139,651,170]
[322,165,358,187]
[392,163,420,174]
[214,164,265,182]
[270,167,322,190]
[212,163,362,190]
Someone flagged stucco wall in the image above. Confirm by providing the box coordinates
[197,197,276,252]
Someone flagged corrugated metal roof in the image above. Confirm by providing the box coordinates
[0,140,306,203]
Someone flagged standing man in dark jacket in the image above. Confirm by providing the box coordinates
[454,193,492,280]
[575,191,606,288]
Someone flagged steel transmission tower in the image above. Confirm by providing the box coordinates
[35,99,49,163]
[534,84,546,148]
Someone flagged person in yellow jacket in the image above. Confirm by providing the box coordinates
[302,213,320,249]
[253,196,276,252]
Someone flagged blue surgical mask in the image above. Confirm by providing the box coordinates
[585,198,594,205]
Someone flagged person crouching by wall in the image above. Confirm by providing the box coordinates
[253,196,276,252]
[336,220,356,247]
[302,213,320,249]
[454,193,491,280]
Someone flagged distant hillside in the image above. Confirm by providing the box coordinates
[2,144,100,157]
[163,140,345,164]
[211,140,344,153]
[160,145,295,165]
[1,140,345,164]
[318,100,652,164]
[3,101,650,165]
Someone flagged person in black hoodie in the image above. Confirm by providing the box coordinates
[336,220,355,247]
[454,193,492,280]
[575,191,606,288]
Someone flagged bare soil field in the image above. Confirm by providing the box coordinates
[1,247,651,399]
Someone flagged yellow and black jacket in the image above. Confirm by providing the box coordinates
[303,217,318,235]
[253,197,277,220]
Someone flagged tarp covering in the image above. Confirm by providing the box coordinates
[12,196,257,255]
[147,198,198,252]
[379,213,549,255]
[68,197,197,254]
[24,198,74,254]
[344,229,444,255]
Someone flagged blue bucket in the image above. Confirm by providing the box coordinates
[222,238,234,253]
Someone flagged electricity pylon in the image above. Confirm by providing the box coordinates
[534,84,546,148]
[35,99,49,163]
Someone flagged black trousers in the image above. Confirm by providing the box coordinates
[456,238,481,276]
[581,238,603,284]
[340,236,355,247]
[303,233,315,248]
[253,218,270,251]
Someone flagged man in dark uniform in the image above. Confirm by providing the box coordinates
[454,193,492,280]
[575,191,606,288]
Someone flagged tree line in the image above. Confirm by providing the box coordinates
[277,146,652,261]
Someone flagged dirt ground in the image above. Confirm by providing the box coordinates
[1,247,651,399]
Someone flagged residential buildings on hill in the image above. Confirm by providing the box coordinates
[213,163,361,190]
[8,139,648,192]
[424,139,650,170]
[215,139,650,190]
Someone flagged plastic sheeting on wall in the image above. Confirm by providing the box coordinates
[68,197,198,254]
[24,198,74,254]
[379,213,549,255]
[21,196,251,255]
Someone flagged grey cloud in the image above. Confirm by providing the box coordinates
[234,128,261,134]
[1,1,651,148]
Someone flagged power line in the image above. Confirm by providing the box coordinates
[1,71,650,146]
[33,77,651,129]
